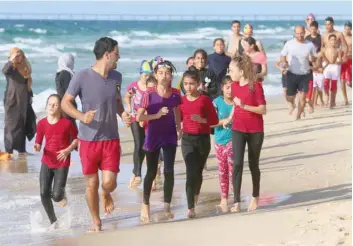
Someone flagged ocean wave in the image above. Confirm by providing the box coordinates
[28,28,47,34]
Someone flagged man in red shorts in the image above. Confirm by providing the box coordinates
[61,37,131,232]
[341,21,352,105]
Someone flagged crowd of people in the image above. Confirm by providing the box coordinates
[1,14,351,232]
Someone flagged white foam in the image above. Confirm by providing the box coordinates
[15,24,24,28]
[0,28,4,33]
[13,37,43,45]
[29,28,47,34]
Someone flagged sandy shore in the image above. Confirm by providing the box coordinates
[57,93,352,246]
[1,93,350,246]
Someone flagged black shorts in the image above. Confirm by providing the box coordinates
[281,74,287,88]
[286,71,311,96]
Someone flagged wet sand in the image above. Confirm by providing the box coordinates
[0,94,351,246]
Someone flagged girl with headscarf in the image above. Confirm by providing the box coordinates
[2,47,33,156]
[55,53,77,127]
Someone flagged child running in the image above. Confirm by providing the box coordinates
[179,70,219,218]
[34,94,78,227]
[137,60,182,222]
[211,76,234,213]
[223,54,266,213]
[125,60,154,188]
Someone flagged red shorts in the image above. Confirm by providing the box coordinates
[79,139,121,175]
[341,59,352,82]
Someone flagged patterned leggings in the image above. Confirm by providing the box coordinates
[215,141,234,199]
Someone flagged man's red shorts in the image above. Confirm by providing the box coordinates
[341,59,352,83]
[306,80,314,100]
[79,139,121,175]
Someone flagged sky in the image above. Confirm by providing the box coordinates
[0,0,351,20]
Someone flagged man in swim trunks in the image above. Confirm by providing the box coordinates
[341,21,352,105]
[321,34,343,108]
[225,20,243,57]
[61,37,131,232]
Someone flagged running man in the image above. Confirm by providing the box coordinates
[225,20,243,57]
[341,21,352,104]
[322,17,348,56]
[61,37,131,232]
[280,25,317,120]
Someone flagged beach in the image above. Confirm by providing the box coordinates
[0,93,350,246]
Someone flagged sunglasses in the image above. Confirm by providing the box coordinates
[157,63,171,69]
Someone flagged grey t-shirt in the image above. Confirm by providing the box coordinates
[66,67,122,141]
[281,39,317,75]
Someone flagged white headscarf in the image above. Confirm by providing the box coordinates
[57,53,75,76]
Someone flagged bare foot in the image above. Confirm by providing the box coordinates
[128,175,142,188]
[216,198,229,213]
[0,152,12,161]
[344,101,350,106]
[308,105,314,114]
[248,197,259,212]
[87,223,102,233]
[18,152,29,156]
[288,103,296,115]
[230,203,241,213]
[164,203,174,219]
[187,208,196,218]
[140,203,150,223]
[101,193,114,216]
[57,196,67,208]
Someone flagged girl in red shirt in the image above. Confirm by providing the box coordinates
[180,70,219,218]
[223,54,267,213]
[34,94,78,227]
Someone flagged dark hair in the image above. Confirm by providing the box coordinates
[93,37,118,60]
[345,21,352,28]
[188,65,198,72]
[232,20,241,25]
[231,54,256,90]
[222,75,233,86]
[146,76,157,84]
[325,16,334,24]
[329,34,337,39]
[244,37,259,52]
[182,70,200,84]
[213,38,225,46]
[310,21,319,29]
[186,56,194,65]
[154,60,177,74]
[193,49,208,64]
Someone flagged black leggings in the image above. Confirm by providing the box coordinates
[131,122,146,177]
[181,133,211,209]
[143,144,176,205]
[40,164,69,224]
[232,130,264,203]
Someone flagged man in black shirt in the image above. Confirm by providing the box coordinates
[305,20,321,53]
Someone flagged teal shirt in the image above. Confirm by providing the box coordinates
[213,96,233,145]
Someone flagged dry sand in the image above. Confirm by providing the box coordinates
[56,94,352,246]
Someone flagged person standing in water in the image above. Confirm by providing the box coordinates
[211,76,234,213]
[2,47,33,157]
[124,60,154,188]
[55,53,77,128]
[136,60,182,223]
[34,94,78,227]
[223,54,267,213]
[179,70,218,218]
[61,37,131,232]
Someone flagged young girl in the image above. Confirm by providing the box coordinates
[242,37,267,82]
[34,94,78,226]
[179,70,219,218]
[136,60,182,222]
[223,54,266,213]
[125,60,153,188]
[211,76,234,213]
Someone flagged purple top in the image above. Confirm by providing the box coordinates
[140,87,181,152]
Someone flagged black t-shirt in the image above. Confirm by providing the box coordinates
[305,34,322,53]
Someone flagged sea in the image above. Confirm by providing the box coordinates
[0,19,348,245]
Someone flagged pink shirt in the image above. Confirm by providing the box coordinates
[126,81,146,122]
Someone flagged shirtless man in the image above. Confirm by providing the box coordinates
[322,17,348,57]
[321,34,343,108]
[225,20,242,57]
[341,21,352,105]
